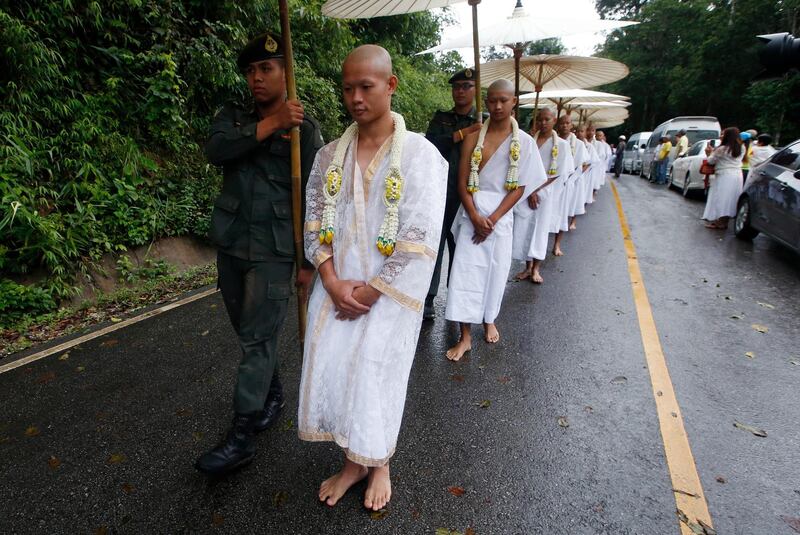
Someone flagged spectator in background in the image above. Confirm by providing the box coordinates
[674,130,689,159]
[749,133,776,168]
[652,135,672,184]
[702,127,744,230]
[613,135,626,178]
[740,130,755,180]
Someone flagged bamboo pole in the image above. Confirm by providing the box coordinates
[469,0,482,118]
[279,0,307,348]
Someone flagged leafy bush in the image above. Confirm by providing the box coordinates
[0,279,56,329]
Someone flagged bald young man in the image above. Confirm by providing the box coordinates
[445,79,546,360]
[299,45,447,511]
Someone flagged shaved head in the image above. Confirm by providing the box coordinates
[556,112,572,138]
[534,107,556,136]
[538,107,555,119]
[487,78,514,96]
[343,44,393,77]
[341,44,397,126]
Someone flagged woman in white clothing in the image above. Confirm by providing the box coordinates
[703,127,744,229]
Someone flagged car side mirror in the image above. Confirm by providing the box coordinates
[794,169,800,179]
[640,144,646,149]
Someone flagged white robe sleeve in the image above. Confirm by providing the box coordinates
[304,143,336,268]
[368,136,448,312]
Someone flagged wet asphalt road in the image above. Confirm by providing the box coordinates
[1,174,798,535]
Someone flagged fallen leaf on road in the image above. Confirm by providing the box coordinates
[370,508,389,520]
[730,314,743,320]
[201,330,209,336]
[25,426,40,437]
[671,412,678,418]
[790,359,800,366]
[110,317,122,323]
[435,529,462,535]
[677,509,716,535]
[715,476,726,484]
[497,376,511,384]
[36,372,56,384]
[58,352,70,361]
[76,366,85,372]
[656,391,663,397]
[273,491,289,508]
[698,520,717,535]
[100,338,118,347]
[476,400,490,409]
[410,508,420,520]
[47,456,61,469]
[477,364,485,370]
[584,406,594,413]
[610,376,627,384]
[447,486,466,497]
[192,432,203,441]
[121,483,135,494]
[175,408,191,417]
[757,302,775,309]
[673,488,698,498]
[450,374,464,382]
[94,527,108,535]
[107,453,126,464]
[745,351,755,359]
[558,417,569,428]
[211,513,224,527]
[466,528,476,535]
[733,421,767,437]
[210,304,217,309]
[721,295,732,301]
[782,516,800,533]
[751,324,769,333]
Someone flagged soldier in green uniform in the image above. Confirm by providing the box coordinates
[195,32,324,476]
[423,68,482,319]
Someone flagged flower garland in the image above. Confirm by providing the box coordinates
[567,132,577,157]
[320,111,407,257]
[534,129,560,177]
[467,117,521,193]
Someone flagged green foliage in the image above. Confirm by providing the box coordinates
[595,0,800,141]
[0,279,56,329]
[0,0,452,322]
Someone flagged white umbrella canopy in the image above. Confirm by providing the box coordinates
[569,106,629,127]
[481,54,629,92]
[517,88,629,102]
[321,0,465,18]
[419,0,638,53]
[520,100,630,109]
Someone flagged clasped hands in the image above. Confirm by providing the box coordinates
[470,213,496,244]
[324,277,380,321]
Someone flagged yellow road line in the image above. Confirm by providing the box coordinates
[0,287,218,376]
[610,182,713,535]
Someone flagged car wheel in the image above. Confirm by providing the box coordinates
[682,172,692,197]
[734,196,759,241]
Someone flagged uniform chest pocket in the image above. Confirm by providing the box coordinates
[208,193,241,248]
[271,201,295,257]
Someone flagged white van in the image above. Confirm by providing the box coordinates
[640,117,721,179]
[622,131,651,174]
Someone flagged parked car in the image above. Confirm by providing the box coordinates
[668,139,718,197]
[641,117,721,180]
[622,131,651,174]
[734,139,800,253]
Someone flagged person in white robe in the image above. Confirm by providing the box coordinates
[576,124,598,208]
[596,130,614,181]
[702,127,744,229]
[511,108,571,283]
[444,79,545,361]
[551,114,586,255]
[299,45,447,512]
[569,123,592,221]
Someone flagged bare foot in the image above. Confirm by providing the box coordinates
[484,323,500,343]
[446,338,471,361]
[514,268,531,281]
[552,245,564,256]
[704,222,722,229]
[364,465,391,511]
[531,269,544,284]
[569,221,577,230]
[319,459,368,507]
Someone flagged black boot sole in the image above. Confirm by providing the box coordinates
[253,401,286,433]
[194,452,255,477]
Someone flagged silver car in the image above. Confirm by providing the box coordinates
[668,139,718,197]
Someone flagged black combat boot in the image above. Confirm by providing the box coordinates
[254,373,285,433]
[195,413,256,476]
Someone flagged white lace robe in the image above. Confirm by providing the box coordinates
[298,131,447,466]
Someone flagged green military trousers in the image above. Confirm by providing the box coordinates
[217,252,293,415]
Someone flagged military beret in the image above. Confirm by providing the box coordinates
[237,32,284,71]
[448,68,477,84]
